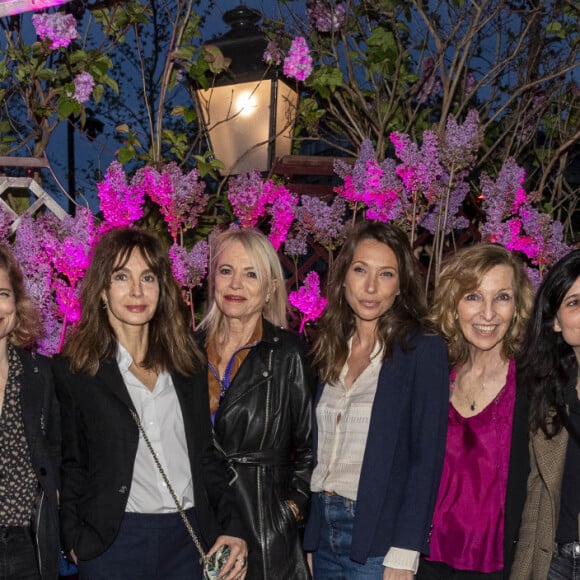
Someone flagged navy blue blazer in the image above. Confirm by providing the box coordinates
[304,333,449,564]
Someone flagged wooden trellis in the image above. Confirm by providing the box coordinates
[0,156,68,231]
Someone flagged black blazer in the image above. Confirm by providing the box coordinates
[19,348,61,580]
[53,357,245,561]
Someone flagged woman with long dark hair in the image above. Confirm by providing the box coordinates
[511,249,580,579]
[304,220,449,579]
[54,228,247,580]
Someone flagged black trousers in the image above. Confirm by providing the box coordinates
[77,509,204,580]
[417,558,504,580]
[0,526,40,580]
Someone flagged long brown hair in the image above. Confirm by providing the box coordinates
[0,244,41,349]
[313,221,428,384]
[63,228,203,376]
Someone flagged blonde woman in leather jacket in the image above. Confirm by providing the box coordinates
[200,228,315,580]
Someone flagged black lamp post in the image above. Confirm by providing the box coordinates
[196,5,299,175]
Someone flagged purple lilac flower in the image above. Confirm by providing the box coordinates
[32,13,78,50]
[169,241,209,289]
[465,72,476,94]
[442,110,481,167]
[307,1,346,32]
[416,57,442,103]
[263,40,283,66]
[72,72,95,103]
[284,229,309,258]
[227,171,266,227]
[97,161,145,230]
[296,195,347,251]
[0,206,13,241]
[283,37,313,82]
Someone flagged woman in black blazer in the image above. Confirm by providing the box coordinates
[54,228,247,580]
[0,245,60,580]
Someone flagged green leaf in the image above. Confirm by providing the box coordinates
[93,84,104,103]
[118,147,135,164]
[58,97,78,120]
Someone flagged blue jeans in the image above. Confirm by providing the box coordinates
[0,526,40,580]
[549,542,580,580]
[312,492,385,580]
[77,510,204,580]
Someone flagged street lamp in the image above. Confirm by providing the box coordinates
[196,5,299,175]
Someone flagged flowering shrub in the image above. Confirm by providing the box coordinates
[2,110,573,347]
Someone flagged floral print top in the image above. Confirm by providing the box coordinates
[0,345,37,526]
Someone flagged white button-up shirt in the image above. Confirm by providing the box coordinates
[117,343,194,513]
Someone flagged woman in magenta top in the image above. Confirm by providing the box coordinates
[416,244,532,579]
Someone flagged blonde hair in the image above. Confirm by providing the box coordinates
[431,243,533,365]
[200,228,288,340]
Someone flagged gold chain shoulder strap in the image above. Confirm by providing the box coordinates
[129,409,207,560]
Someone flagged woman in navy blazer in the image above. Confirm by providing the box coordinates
[304,221,449,579]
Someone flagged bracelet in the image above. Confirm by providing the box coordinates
[286,499,303,522]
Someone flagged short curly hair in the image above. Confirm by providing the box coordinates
[431,244,532,365]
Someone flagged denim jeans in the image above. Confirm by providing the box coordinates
[548,542,580,580]
[312,492,385,580]
[0,526,40,580]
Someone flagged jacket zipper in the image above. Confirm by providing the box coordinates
[35,490,44,573]
[258,348,274,578]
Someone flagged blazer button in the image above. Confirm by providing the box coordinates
[39,467,47,476]
[118,485,128,495]
[262,371,268,377]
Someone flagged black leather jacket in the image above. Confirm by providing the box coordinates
[211,320,315,580]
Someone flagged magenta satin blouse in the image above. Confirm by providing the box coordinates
[426,359,516,572]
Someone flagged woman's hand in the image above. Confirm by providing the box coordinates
[207,535,247,579]
[69,549,78,565]
[383,567,414,580]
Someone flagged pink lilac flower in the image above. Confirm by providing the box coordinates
[307,0,346,32]
[97,161,145,230]
[283,37,313,82]
[263,40,283,66]
[135,163,209,240]
[480,158,527,235]
[289,271,327,333]
[263,182,298,250]
[72,72,95,103]
[32,13,78,50]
